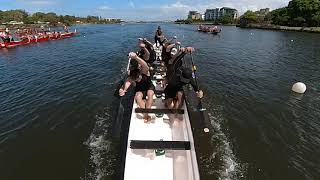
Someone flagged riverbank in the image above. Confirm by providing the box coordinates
[238,23,320,33]
[0,24,63,30]
[175,22,237,26]
[0,22,121,30]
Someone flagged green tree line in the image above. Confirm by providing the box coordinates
[240,0,320,27]
[0,9,121,26]
[176,14,237,24]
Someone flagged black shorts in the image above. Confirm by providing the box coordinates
[164,85,182,100]
[135,85,155,99]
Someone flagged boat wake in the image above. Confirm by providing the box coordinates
[83,108,116,180]
[201,104,246,180]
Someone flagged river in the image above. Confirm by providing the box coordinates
[0,24,319,180]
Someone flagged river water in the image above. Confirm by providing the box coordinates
[0,24,319,180]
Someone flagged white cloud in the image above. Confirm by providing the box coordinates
[128,0,135,8]
[181,0,290,14]
[98,6,111,10]
[158,2,191,19]
[16,0,292,20]
[19,0,56,6]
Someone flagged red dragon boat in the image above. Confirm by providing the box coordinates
[0,31,76,48]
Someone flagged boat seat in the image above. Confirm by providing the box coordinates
[130,140,191,150]
[135,108,184,114]
[151,77,166,81]
[151,69,167,73]
[154,90,165,95]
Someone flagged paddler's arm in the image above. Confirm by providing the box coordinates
[140,43,150,62]
[129,52,149,75]
[190,79,203,98]
[119,80,132,96]
[166,44,175,52]
[143,38,153,48]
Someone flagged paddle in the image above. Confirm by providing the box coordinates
[167,36,177,43]
[190,53,210,133]
[112,58,131,138]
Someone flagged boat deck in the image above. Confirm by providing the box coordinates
[123,46,200,180]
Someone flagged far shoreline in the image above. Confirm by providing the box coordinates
[237,23,320,33]
[0,22,122,30]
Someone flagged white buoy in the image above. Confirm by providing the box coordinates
[292,82,307,94]
[291,39,294,42]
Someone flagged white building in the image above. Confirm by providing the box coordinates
[188,11,202,20]
[204,8,220,21]
[204,7,238,21]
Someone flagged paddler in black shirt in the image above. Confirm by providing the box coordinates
[119,52,155,123]
[164,47,203,109]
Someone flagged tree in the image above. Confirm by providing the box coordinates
[0,10,3,23]
[32,12,46,22]
[287,0,320,26]
[293,16,306,26]
[312,13,320,26]
[2,9,28,22]
[24,16,36,24]
[270,7,290,25]
[44,12,59,25]
[86,16,99,23]
[217,15,234,24]
[264,13,272,22]
[239,11,258,26]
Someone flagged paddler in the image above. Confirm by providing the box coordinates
[64,25,69,33]
[119,52,155,123]
[3,28,11,43]
[140,38,156,64]
[161,41,177,66]
[137,43,150,63]
[164,48,203,109]
[154,26,164,46]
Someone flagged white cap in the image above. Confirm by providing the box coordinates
[171,48,178,56]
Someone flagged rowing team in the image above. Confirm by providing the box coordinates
[0,25,70,43]
[119,26,204,123]
[198,25,220,33]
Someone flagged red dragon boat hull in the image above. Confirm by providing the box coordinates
[0,32,76,48]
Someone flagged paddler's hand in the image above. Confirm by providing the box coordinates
[186,47,195,53]
[196,90,203,98]
[119,88,126,97]
[139,43,146,49]
[129,52,137,59]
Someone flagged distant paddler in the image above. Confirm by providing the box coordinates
[154,26,164,47]
[63,25,69,33]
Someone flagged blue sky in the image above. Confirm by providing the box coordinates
[0,0,290,20]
